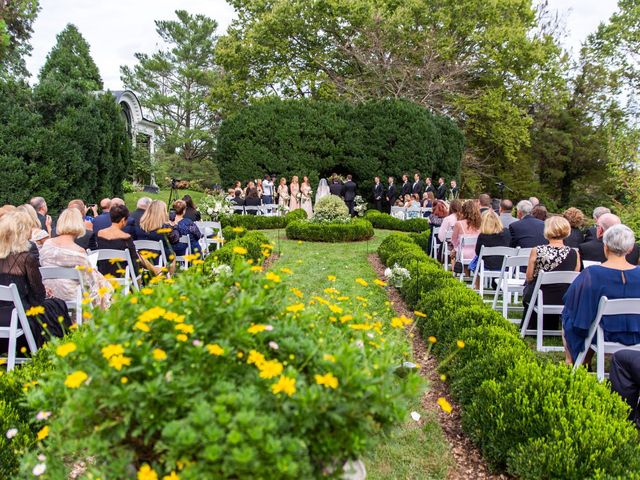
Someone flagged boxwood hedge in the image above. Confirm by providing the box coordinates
[365,210,430,233]
[377,234,640,479]
[285,219,374,243]
[221,209,307,230]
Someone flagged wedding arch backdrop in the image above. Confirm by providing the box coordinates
[216,98,464,193]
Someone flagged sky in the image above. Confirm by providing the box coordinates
[26,0,620,90]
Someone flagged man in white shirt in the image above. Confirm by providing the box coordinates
[262,175,274,204]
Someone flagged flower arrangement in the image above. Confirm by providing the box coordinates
[211,264,232,277]
[384,263,411,288]
[277,204,290,215]
[354,196,367,217]
[198,193,233,221]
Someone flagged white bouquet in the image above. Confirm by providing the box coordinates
[354,195,368,216]
[384,263,411,288]
[198,193,234,221]
[278,204,290,215]
[211,264,232,277]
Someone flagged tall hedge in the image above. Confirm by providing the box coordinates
[216,98,464,194]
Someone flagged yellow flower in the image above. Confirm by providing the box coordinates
[315,372,339,389]
[247,349,266,367]
[391,316,412,328]
[327,275,336,282]
[163,472,180,480]
[260,243,274,250]
[139,307,166,322]
[175,323,194,334]
[176,334,188,342]
[98,286,111,297]
[130,297,138,304]
[64,370,88,389]
[457,340,465,349]
[101,344,124,360]
[233,246,248,255]
[414,310,427,318]
[250,266,263,272]
[262,249,271,257]
[339,315,353,323]
[37,425,49,441]
[247,324,267,334]
[374,279,387,287]
[75,265,86,271]
[349,323,372,330]
[141,287,153,295]
[265,271,281,283]
[355,278,368,287]
[356,296,367,303]
[428,336,437,344]
[25,306,45,316]
[138,464,158,480]
[135,321,151,332]
[271,375,296,397]
[206,344,224,356]
[56,342,76,357]
[280,267,293,275]
[258,359,283,379]
[153,349,167,361]
[324,287,339,295]
[232,226,245,233]
[286,303,305,313]
[440,374,447,382]
[121,376,129,384]
[337,296,349,301]
[328,304,343,314]
[109,355,132,371]
[437,397,453,414]
[83,311,93,320]
[323,354,336,363]
[290,288,304,298]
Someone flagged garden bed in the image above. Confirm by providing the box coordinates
[285,219,374,242]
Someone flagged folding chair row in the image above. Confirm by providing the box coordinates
[195,221,224,253]
[455,235,478,282]
[87,249,140,294]
[0,284,38,371]
[39,266,85,326]
[472,246,520,297]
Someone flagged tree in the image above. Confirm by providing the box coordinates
[120,10,220,175]
[39,24,103,91]
[0,0,40,77]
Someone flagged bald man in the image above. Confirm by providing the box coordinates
[579,213,639,265]
[92,197,123,234]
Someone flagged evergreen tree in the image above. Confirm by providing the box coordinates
[39,24,103,91]
[0,0,40,77]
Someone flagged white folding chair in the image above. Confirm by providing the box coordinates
[390,206,406,220]
[430,227,441,259]
[244,206,261,215]
[420,207,432,217]
[583,260,601,269]
[0,284,38,371]
[455,235,478,281]
[441,229,453,271]
[232,205,245,215]
[406,207,420,219]
[134,240,168,268]
[175,235,192,270]
[492,254,529,320]
[39,266,85,325]
[573,297,640,380]
[472,246,519,297]
[261,204,278,216]
[520,270,581,352]
[93,249,139,293]
[195,221,224,252]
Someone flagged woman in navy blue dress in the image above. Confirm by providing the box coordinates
[563,224,640,365]
[171,200,202,256]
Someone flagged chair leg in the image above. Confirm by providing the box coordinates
[536,309,543,351]
[7,313,18,371]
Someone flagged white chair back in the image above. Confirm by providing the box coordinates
[244,206,261,215]
[472,246,519,296]
[0,284,38,370]
[583,260,601,269]
[456,235,478,281]
[390,206,406,220]
[195,221,223,252]
[39,266,85,325]
[93,249,139,293]
[406,207,420,219]
[133,240,168,268]
[261,204,278,216]
[232,205,245,214]
[430,227,441,259]
[573,297,640,380]
[175,235,192,269]
[492,254,530,320]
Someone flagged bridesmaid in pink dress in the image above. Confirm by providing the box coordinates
[289,176,300,210]
[300,176,313,218]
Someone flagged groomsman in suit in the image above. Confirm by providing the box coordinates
[450,179,460,199]
[372,176,384,211]
[412,173,424,196]
[401,174,411,198]
[436,177,447,200]
[425,177,435,195]
[329,174,344,197]
[343,175,357,216]
[386,176,397,212]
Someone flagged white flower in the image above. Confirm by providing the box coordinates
[37,454,46,462]
[192,339,203,347]
[265,325,274,331]
[36,411,51,421]
[410,411,421,422]
[355,340,364,349]
[33,463,46,476]
[5,428,17,439]
[207,207,214,215]
[268,341,279,350]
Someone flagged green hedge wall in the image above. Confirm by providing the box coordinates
[221,209,307,230]
[365,210,430,233]
[377,235,640,479]
[216,98,464,194]
[285,219,374,242]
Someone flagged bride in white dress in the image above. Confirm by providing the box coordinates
[315,178,330,205]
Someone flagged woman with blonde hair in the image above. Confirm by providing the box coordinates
[0,210,71,350]
[474,210,511,271]
[277,177,289,208]
[17,204,49,249]
[134,200,178,269]
[39,208,113,309]
[289,175,300,210]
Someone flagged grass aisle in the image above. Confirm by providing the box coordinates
[262,229,453,480]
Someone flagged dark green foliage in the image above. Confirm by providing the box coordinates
[377,233,415,265]
[216,98,463,193]
[365,210,430,233]
[207,231,271,266]
[285,219,374,243]
[0,0,40,77]
[220,209,306,230]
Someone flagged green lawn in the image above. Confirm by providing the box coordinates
[124,189,205,211]
[261,228,454,479]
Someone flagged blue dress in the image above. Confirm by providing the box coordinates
[562,266,640,362]
[175,218,201,256]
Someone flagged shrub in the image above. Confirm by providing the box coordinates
[23,262,420,478]
[286,208,308,222]
[222,225,248,241]
[207,231,271,266]
[386,243,430,270]
[285,219,374,242]
[312,196,350,223]
[365,211,430,232]
[220,209,307,230]
[377,233,415,265]
[409,231,431,253]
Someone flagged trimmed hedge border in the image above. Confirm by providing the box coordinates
[220,208,307,230]
[365,210,430,232]
[377,234,640,479]
[285,219,374,242]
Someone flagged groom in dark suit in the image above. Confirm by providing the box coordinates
[329,174,343,197]
[343,175,357,216]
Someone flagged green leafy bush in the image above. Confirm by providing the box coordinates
[22,262,420,479]
[221,209,307,230]
[312,195,350,223]
[286,219,374,242]
[377,233,415,265]
[365,211,430,233]
[207,231,271,266]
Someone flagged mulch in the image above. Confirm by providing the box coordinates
[368,253,509,480]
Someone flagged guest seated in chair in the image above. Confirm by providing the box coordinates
[475,210,510,271]
[451,200,481,264]
[96,204,141,279]
[562,224,640,365]
[134,200,178,274]
[171,200,202,256]
[610,349,640,428]
[244,188,262,214]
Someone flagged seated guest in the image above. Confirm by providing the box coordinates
[563,225,640,365]
[584,206,611,242]
[244,188,262,214]
[0,205,16,219]
[230,190,244,212]
[125,197,152,235]
[579,213,639,265]
[91,198,112,233]
[475,210,511,271]
[0,210,71,352]
[182,195,201,222]
[422,192,435,209]
[394,199,404,207]
[171,200,202,256]
[531,204,548,221]
[523,216,579,330]
[17,204,48,252]
[96,204,140,279]
[225,189,235,202]
[29,196,52,234]
[499,199,517,228]
[451,200,481,262]
[428,200,449,254]
[529,196,540,207]
[563,207,585,248]
[438,199,462,243]
[610,349,640,428]
[509,200,547,248]
[134,200,178,271]
[478,194,492,214]
[402,194,413,208]
[39,209,112,309]
[67,199,98,250]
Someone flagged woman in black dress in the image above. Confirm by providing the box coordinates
[563,207,585,248]
[244,188,262,215]
[0,210,71,353]
[182,195,201,222]
[96,204,140,279]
